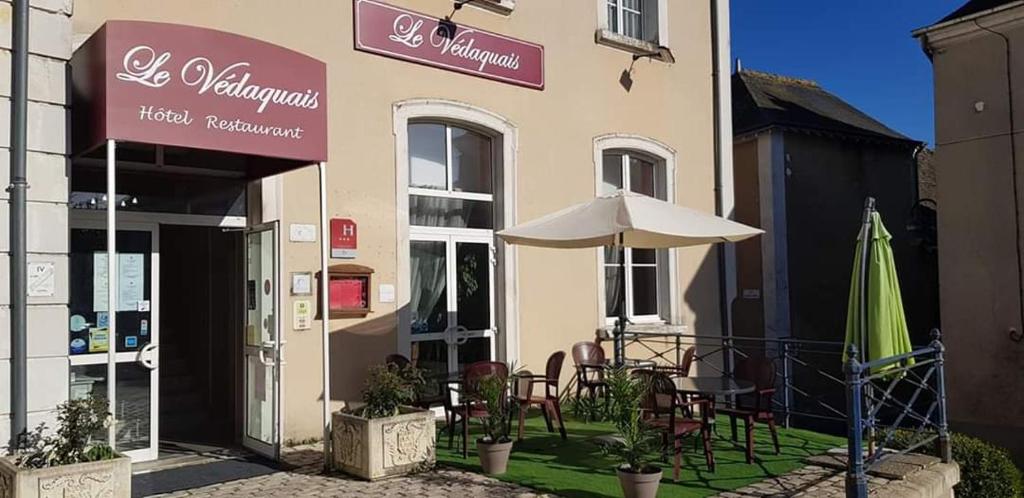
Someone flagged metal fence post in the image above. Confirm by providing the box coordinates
[845,343,868,498]
[931,329,952,463]
[782,341,792,428]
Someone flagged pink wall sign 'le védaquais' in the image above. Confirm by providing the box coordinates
[353,0,545,90]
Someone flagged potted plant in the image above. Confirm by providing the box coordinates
[332,362,436,480]
[603,367,662,498]
[0,396,131,498]
[475,373,516,475]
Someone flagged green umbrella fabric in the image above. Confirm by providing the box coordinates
[843,211,914,370]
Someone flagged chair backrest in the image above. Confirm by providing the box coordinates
[464,361,509,399]
[385,353,411,369]
[516,369,534,400]
[680,346,697,376]
[735,356,776,390]
[572,342,605,366]
[545,351,566,382]
[734,356,776,410]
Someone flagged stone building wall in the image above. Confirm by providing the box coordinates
[0,0,73,450]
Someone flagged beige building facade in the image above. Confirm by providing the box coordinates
[915,0,1024,463]
[4,0,735,461]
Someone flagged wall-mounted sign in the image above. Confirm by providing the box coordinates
[354,0,544,90]
[289,224,317,243]
[27,262,55,297]
[291,272,313,296]
[71,20,328,163]
[293,300,312,330]
[331,218,358,259]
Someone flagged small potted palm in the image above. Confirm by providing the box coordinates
[604,367,662,498]
[475,373,515,475]
[332,362,436,480]
[1,396,131,498]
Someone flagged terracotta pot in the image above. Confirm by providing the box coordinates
[476,439,514,475]
[616,466,663,498]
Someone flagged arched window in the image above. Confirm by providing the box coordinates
[594,135,677,324]
[394,100,519,376]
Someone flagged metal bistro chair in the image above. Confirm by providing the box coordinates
[632,370,714,481]
[448,361,509,458]
[515,351,567,441]
[717,356,780,464]
[572,341,610,420]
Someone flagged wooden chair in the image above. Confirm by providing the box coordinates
[633,370,714,481]
[717,356,780,464]
[448,361,509,458]
[571,341,609,420]
[516,351,567,441]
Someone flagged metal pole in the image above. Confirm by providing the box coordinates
[615,234,626,367]
[858,197,875,457]
[931,329,952,463]
[7,0,29,452]
[782,341,792,428]
[106,139,118,449]
[318,162,332,470]
[844,343,867,498]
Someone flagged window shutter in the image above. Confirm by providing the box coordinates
[641,0,659,44]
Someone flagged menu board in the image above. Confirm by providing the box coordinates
[330,277,367,310]
[92,253,145,311]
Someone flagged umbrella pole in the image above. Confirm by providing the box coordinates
[859,197,876,457]
[615,234,627,367]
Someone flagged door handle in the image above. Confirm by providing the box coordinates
[137,343,158,370]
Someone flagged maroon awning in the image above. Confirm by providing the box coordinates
[71,21,328,177]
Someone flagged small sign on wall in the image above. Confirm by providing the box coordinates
[293,300,312,330]
[289,224,317,243]
[27,262,55,297]
[331,218,357,259]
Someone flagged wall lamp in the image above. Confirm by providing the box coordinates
[632,45,675,64]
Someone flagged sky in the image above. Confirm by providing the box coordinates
[731,0,968,146]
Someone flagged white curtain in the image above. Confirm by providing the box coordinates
[410,241,447,334]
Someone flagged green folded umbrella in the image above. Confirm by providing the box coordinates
[843,211,914,371]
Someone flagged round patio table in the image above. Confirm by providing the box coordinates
[672,376,756,437]
[673,376,756,398]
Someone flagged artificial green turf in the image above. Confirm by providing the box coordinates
[436,412,843,498]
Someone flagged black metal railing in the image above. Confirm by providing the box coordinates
[615,328,950,498]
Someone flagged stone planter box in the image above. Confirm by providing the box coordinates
[332,407,435,480]
[0,455,131,498]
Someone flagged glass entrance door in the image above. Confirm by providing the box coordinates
[242,223,281,459]
[409,234,496,380]
[68,221,160,462]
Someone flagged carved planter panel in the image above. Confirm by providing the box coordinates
[332,408,435,480]
[0,457,131,498]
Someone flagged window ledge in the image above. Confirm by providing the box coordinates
[594,29,670,62]
[469,0,515,16]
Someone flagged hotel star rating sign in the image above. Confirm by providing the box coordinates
[331,218,357,259]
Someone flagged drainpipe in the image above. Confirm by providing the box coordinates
[971,20,1023,341]
[710,0,737,352]
[7,0,29,452]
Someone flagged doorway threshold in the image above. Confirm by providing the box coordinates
[132,441,286,498]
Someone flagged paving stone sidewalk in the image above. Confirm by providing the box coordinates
[146,444,553,498]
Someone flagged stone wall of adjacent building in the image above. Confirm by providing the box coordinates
[0,0,73,450]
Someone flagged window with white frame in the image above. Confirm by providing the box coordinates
[601,150,669,322]
[603,0,663,45]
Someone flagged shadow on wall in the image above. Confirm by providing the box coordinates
[327,309,399,404]
[683,247,725,372]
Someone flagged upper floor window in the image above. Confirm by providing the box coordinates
[598,0,665,50]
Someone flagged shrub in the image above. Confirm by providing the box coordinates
[887,430,1023,498]
[477,373,515,444]
[601,367,658,473]
[16,396,114,469]
[360,363,424,419]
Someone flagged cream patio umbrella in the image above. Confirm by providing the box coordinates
[497,190,764,365]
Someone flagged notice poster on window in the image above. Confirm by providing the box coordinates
[92,253,146,311]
